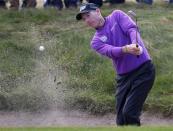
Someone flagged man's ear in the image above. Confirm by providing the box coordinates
[96,8,100,13]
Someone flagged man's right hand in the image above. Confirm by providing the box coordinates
[122,44,143,56]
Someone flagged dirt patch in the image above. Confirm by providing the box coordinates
[0,110,173,127]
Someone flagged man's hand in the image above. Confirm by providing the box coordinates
[122,44,143,56]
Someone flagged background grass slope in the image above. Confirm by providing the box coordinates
[0,2,173,116]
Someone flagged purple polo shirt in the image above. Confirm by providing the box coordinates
[91,10,151,75]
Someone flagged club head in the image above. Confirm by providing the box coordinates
[128,10,137,18]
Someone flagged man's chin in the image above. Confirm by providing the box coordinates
[90,25,98,28]
[88,23,97,28]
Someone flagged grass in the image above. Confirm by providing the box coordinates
[0,2,173,115]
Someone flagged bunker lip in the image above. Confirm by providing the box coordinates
[0,110,173,127]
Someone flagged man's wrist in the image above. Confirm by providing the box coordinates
[122,45,128,53]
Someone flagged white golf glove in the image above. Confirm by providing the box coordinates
[123,43,143,56]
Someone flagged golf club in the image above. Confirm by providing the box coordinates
[128,10,139,58]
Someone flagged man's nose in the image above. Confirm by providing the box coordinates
[84,18,90,23]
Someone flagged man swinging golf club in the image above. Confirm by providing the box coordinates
[76,3,155,126]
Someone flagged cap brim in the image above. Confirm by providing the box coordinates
[76,11,89,20]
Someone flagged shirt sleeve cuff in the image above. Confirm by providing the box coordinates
[111,47,123,58]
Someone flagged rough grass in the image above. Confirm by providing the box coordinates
[0,2,173,115]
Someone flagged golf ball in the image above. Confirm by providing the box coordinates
[39,46,45,51]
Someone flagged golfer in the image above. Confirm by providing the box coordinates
[76,3,155,126]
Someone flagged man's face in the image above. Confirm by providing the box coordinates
[82,9,101,28]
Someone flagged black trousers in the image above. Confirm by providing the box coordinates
[116,61,155,126]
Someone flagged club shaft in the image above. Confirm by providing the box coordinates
[135,17,139,58]
[136,18,138,47]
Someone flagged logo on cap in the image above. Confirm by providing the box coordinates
[80,5,86,12]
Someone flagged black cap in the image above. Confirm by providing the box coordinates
[76,3,99,20]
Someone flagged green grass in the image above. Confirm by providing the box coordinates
[1,127,173,131]
[0,3,173,115]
